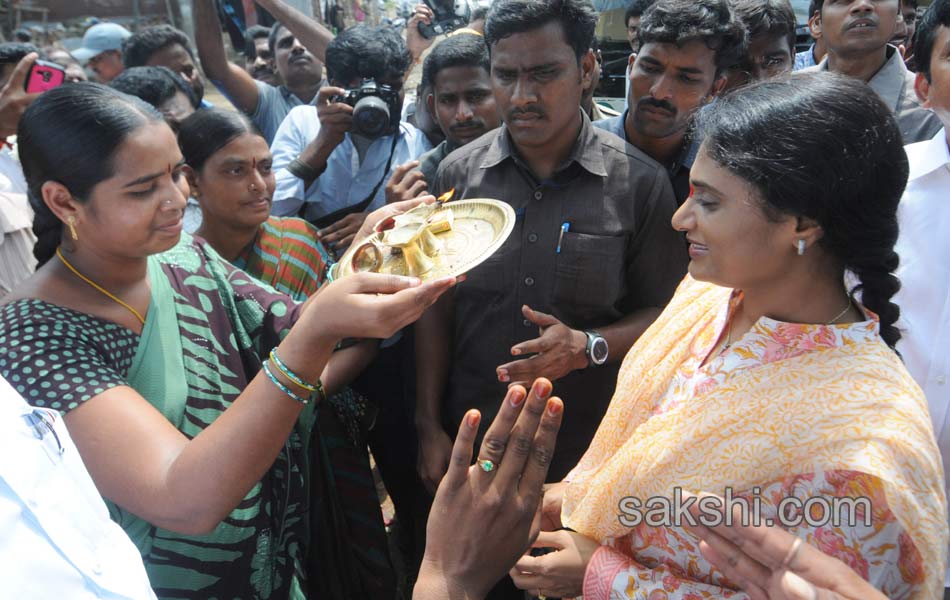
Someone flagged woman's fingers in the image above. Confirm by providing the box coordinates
[347,271,422,295]
[442,409,480,490]
[519,396,562,500]
[531,530,566,550]
[697,540,771,600]
[494,379,553,490]
[385,194,435,214]
[408,275,459,310]
[694,525,772,592]
[474,385,529,485]
[376,275,459,332]
[686,493,883,600]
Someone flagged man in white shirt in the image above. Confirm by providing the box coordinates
[0,376,156,599]
[270,24,431,253]
[893,0,950,589]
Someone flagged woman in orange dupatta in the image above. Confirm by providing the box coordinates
[509,73,947,599]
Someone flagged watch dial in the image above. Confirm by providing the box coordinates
[593,339,608,362]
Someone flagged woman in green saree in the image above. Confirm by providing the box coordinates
[178,108,394,598]
[0,83,457,598]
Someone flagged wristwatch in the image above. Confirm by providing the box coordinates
[584,330,609,367]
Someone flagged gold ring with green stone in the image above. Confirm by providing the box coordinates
[478,458,496,472]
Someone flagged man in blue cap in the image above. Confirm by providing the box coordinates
[72,23,131,83]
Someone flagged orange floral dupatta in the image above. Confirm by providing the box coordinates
[562,276,947,596]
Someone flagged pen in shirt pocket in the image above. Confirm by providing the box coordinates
[556,222,570,253]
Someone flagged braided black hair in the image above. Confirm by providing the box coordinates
[696,71,907,348]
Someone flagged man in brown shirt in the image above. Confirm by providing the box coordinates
[415,0,688,490]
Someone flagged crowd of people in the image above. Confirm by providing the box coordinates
[0,0,948,597]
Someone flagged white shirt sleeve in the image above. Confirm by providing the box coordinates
[271,105,321,217]
[0,377,157,599]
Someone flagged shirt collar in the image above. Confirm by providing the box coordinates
[617,108,695,175]
[867,46,906,111]
[815,46,905,111]
[281,80,325,106]
[479,110,608,177]
[908,128,950,181]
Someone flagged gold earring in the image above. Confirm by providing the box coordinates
[67,216,79,241]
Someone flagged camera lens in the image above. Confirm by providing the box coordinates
[352,96,391,138]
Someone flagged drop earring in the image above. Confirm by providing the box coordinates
[796,239,806,255]
[67,216,79,241]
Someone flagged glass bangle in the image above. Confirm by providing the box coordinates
[262,360,311,405]
[269,349,323,394]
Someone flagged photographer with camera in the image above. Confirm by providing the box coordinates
[271,24,431,253]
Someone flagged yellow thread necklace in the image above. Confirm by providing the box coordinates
[55,247,146,325]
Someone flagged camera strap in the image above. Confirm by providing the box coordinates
[311,132,400,230]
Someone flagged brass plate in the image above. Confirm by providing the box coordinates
[336,199,515,281]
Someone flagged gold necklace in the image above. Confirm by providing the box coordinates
[722,297,853,353]
[55,247,146,325]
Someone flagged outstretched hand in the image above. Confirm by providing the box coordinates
[510,529,599,599]
[318,212,365,252]
[414,379,564,600]
[304,271,459,342]
[385,160,428,205]
[352,194,437,245]
[685,495,888,600]
[496,305,588,386]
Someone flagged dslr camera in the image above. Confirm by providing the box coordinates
[334,78,402,138]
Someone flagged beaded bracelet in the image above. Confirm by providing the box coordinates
[262,360,311,405]
[270,349,325,399]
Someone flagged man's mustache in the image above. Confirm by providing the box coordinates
[636,97,676,116]
[450,120,486,133]
[508,106,546,120]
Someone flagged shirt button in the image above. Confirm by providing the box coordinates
[524,276,535,286]
[527,233,539,243]
[92,561,104,575]
[534,190,542,200]
[937,375,947,385]
[523,319,532,327]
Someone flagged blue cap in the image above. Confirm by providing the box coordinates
[72,23,131,63]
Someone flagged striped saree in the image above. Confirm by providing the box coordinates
[232,216,332,301]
